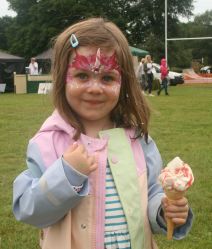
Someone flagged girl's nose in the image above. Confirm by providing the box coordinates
[86,81,104,93]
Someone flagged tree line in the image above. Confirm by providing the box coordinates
[0,0,211,69]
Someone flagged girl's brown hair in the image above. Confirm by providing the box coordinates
[52,17,150,140]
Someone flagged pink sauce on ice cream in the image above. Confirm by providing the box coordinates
[158,157,194,191]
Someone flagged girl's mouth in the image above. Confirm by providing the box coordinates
[84,100,104,105]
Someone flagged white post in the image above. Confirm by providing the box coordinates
[165,0,168,63]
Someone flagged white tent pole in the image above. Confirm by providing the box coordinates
[165,0,168,63]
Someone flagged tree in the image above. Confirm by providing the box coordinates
[192,10,212,65]
[0,16,14,51]
[4,0,194,63]
[178,10,212,66]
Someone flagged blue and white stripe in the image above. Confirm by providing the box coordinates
[104,165,131,248]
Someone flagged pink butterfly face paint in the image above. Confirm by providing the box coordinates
[66,48,121,95]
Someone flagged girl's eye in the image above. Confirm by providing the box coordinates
[102,75,114,83]
[76,72,89,81]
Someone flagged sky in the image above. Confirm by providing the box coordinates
[0,0,212,18]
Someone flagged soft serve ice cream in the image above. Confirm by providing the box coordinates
[158,156,194,192]
[158,156,194,240]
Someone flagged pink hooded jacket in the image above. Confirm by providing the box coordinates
[13,111,193,248]
[160,58,169,80]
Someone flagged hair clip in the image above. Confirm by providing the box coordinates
[70,34,79,48]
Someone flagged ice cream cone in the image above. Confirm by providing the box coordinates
[158,157,194,240]
[165,189,186,240]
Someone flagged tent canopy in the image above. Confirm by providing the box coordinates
[35,48,53,60]
[0,50,25,92]
[35,48,52,74]
[129,46,149,57]
[0,50,24,62]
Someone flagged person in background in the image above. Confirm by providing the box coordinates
[136,58,147,94]
[144,54,154,96]
[13,17,193,249]
[158,58,169,96]
[29,57,38,75]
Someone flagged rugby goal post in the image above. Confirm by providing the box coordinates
[165,0,212,64]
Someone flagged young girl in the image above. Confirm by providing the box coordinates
[158,58,169,96]
[13,18,193,249]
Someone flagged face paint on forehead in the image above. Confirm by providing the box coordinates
[69,48,120,73]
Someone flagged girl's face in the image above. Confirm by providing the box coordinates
[65,46,121,125]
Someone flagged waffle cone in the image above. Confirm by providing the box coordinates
[164,189,186,240]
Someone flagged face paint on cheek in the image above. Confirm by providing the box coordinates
[100,83,121,96]
[66,72,79,90]
[111,84,121,95]
[110,73,122,95]
[69,81,80,89]
[66,68,82,89]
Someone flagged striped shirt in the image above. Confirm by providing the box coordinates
[104,164,131,249]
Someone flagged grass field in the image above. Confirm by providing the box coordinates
[0,84,212,249]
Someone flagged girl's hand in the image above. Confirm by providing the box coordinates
[63,142,98,176]
[161,197,189,227]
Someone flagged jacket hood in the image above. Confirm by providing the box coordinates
[38,110,75,135]
[161,58,166,66]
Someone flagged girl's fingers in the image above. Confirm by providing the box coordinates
[174,197,188,206]
[76,144,86,154]
[165,211,188,219]
[162,197,189,213]
[87,156,95,165]
[162,196,189,227]
[70,142,78,151]
[165,204,189,213]
[86,153,98,165]
[94,152,99,162]
[161,197,168,209]
[64,142,78,155]
[76,144,89,159]
[88,155,98,173]
[172,218,187,226]
[163,196,188,206]
[88,155,98,166]
[89,163,98,172]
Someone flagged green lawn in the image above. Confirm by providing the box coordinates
[0,84,212,248]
